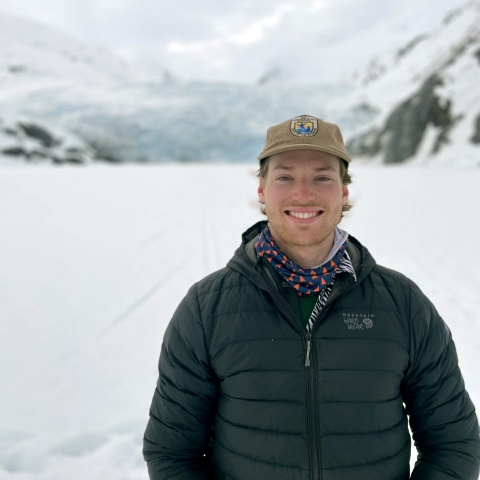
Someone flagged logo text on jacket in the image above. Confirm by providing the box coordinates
[343,313,374,330]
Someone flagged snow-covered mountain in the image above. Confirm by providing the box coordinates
[0,5,350,164]
[345,0,480,165]
[1,2,479,165]
[0,9,342,163]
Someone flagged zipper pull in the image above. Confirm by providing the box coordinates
[305,333,312,367]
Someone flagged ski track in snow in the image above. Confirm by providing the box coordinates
[100,259,188,338]
[0,164,478,479]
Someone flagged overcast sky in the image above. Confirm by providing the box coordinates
[0,0,469,83]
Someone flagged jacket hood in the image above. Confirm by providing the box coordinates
[227,220,377,289]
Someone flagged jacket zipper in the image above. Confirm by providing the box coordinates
[305,334,312,367]
[305,331,321,480]
[258,261,322,480]
[304,274,360,480]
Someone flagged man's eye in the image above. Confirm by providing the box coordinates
[277,176,292,181]
[316,176,331,181]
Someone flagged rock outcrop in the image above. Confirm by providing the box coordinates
[347,75,457,163]
[0,117,99,164]
[471,114,480,143]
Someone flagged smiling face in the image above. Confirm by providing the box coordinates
[258,149,349,264]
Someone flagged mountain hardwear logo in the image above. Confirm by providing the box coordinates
[363,318,373,328]
[343,313,374,330]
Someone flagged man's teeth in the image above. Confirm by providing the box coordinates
[289,211,319,219]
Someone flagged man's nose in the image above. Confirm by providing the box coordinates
[292,179,315,202]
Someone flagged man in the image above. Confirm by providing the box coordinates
[143,115,480,479]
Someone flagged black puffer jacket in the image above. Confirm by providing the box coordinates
[143,222,480,480]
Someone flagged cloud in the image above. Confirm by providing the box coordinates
[167,3,296,54]
[309,1,329,13]
[0,0,469,83]
[227,4,295,45]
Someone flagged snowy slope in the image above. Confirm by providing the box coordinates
[344,0,480,165]
[0,163,479,479]
[0,10,133,87]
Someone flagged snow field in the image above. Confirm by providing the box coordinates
[0,164,478,479]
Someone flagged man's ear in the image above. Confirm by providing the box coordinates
[258,180,265,204]
[342,185,349,206]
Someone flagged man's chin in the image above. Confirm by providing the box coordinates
[278,233,328,249]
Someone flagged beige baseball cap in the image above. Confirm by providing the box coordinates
[257,114,351,164]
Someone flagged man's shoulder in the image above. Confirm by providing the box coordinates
[371,264,412,286]
[369,263,429,308]
[194,265,249,299]
[348,235,423,298]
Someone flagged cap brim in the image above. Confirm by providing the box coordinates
[258,144,351,163]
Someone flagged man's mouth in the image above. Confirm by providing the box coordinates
[285,210,323,219]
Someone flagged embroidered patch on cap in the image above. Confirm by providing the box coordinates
[290,115,318,137]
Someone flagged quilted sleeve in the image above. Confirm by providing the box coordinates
[143,284,218,480]
[402,283,480,480]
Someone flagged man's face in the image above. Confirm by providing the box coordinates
[258,149,349,252]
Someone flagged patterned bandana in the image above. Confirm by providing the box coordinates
[255,226,351,297]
